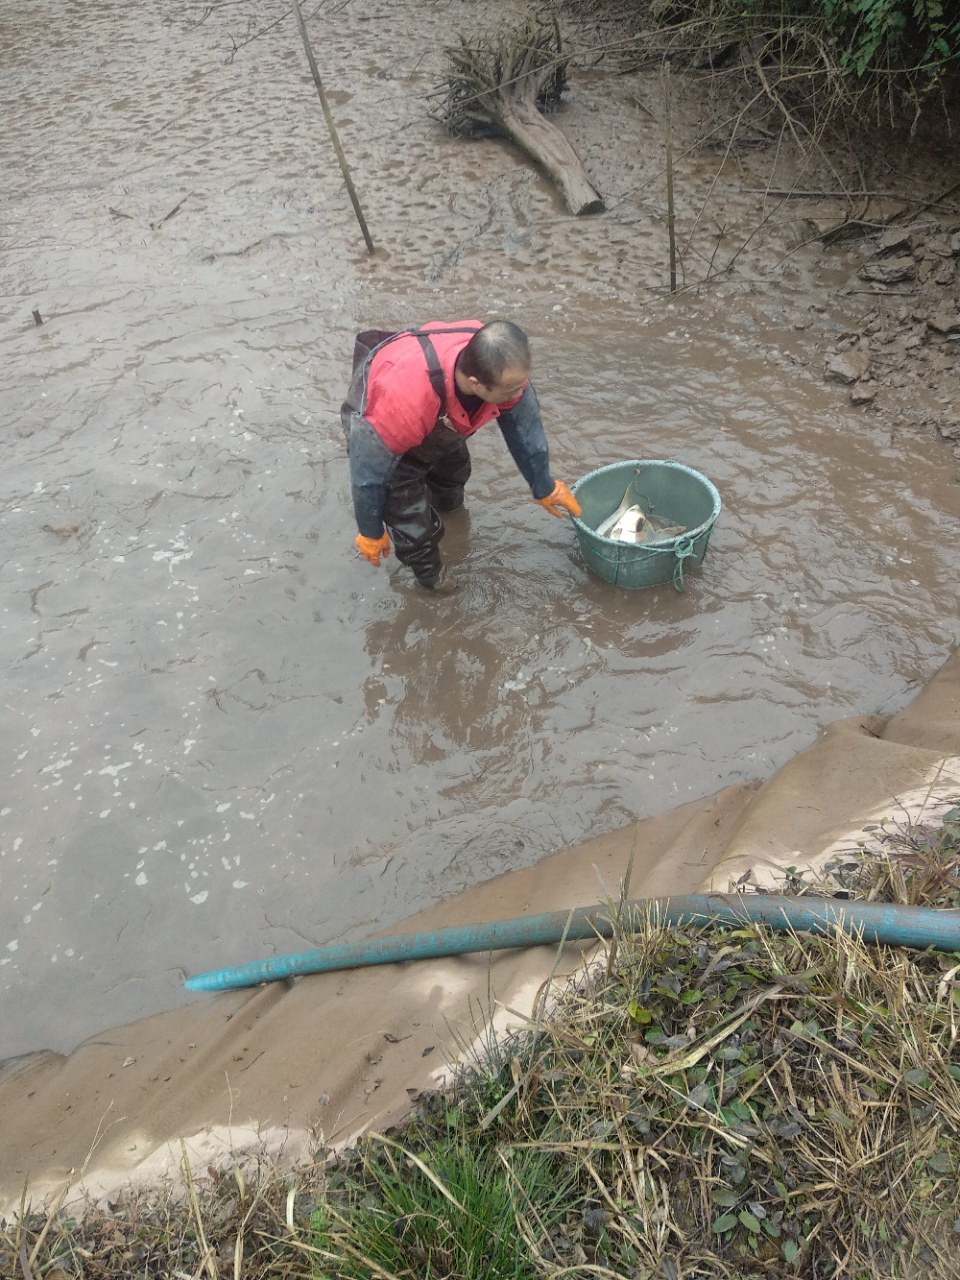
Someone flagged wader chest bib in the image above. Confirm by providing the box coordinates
[340,325,481,462]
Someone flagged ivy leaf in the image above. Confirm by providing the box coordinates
[627,999,652,1025]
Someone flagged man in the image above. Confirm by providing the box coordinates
[341,319,582,592]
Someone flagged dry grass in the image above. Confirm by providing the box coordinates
[1,1152,330,1280]
[3,802,959,1279]
[819,803,960,910]
[317,893,960,1279]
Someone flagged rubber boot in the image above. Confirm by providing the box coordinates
[416,565,460,595]
[426,484,465,513]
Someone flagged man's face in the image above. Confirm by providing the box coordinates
[469,362,530,405]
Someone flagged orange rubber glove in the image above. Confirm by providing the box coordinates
[536,480,582,519]
[355,531,391,566]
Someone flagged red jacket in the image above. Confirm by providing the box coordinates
[362,321,524,454]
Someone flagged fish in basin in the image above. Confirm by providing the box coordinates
[597,503,646,541]
[596,502,686,545]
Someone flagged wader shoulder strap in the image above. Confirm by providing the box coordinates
[413,331,448,413]
[413,326,482,416]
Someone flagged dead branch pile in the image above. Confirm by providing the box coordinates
[438,18,605,217]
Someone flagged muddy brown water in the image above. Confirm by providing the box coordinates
[1,0,958,1060]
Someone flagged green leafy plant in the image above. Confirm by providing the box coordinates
[821,0,960,77]
[310,1121,575,1279]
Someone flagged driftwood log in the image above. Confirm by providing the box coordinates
[439,19,605,217]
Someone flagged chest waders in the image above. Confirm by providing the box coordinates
[341,326,480,586]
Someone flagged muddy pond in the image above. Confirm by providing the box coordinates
[1,0,958,1060]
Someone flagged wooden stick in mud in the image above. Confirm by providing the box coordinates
[663,60,677,292]
[289,0,375,254]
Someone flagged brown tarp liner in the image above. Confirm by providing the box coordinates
[2,649,958,1213]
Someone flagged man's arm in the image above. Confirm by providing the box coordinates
[498,383,583,519]
[496,384,554,498]
[348,415,400,537]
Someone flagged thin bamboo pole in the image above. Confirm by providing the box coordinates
[663,59,677,292]
[289,0,375,254]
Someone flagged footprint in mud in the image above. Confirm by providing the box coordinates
[425,172,534,281]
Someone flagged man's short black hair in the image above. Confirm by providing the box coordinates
[458,320,531,385]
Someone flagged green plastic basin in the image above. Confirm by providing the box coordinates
[571,459,721,590]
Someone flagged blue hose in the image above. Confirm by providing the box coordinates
[183,894,960,992]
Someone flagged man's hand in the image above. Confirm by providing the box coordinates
[355,531,392,566]
[536,480,582,519]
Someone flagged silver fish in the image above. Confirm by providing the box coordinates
[596,489,686,545]
[599,504,647,542]
[595,482,632,537]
